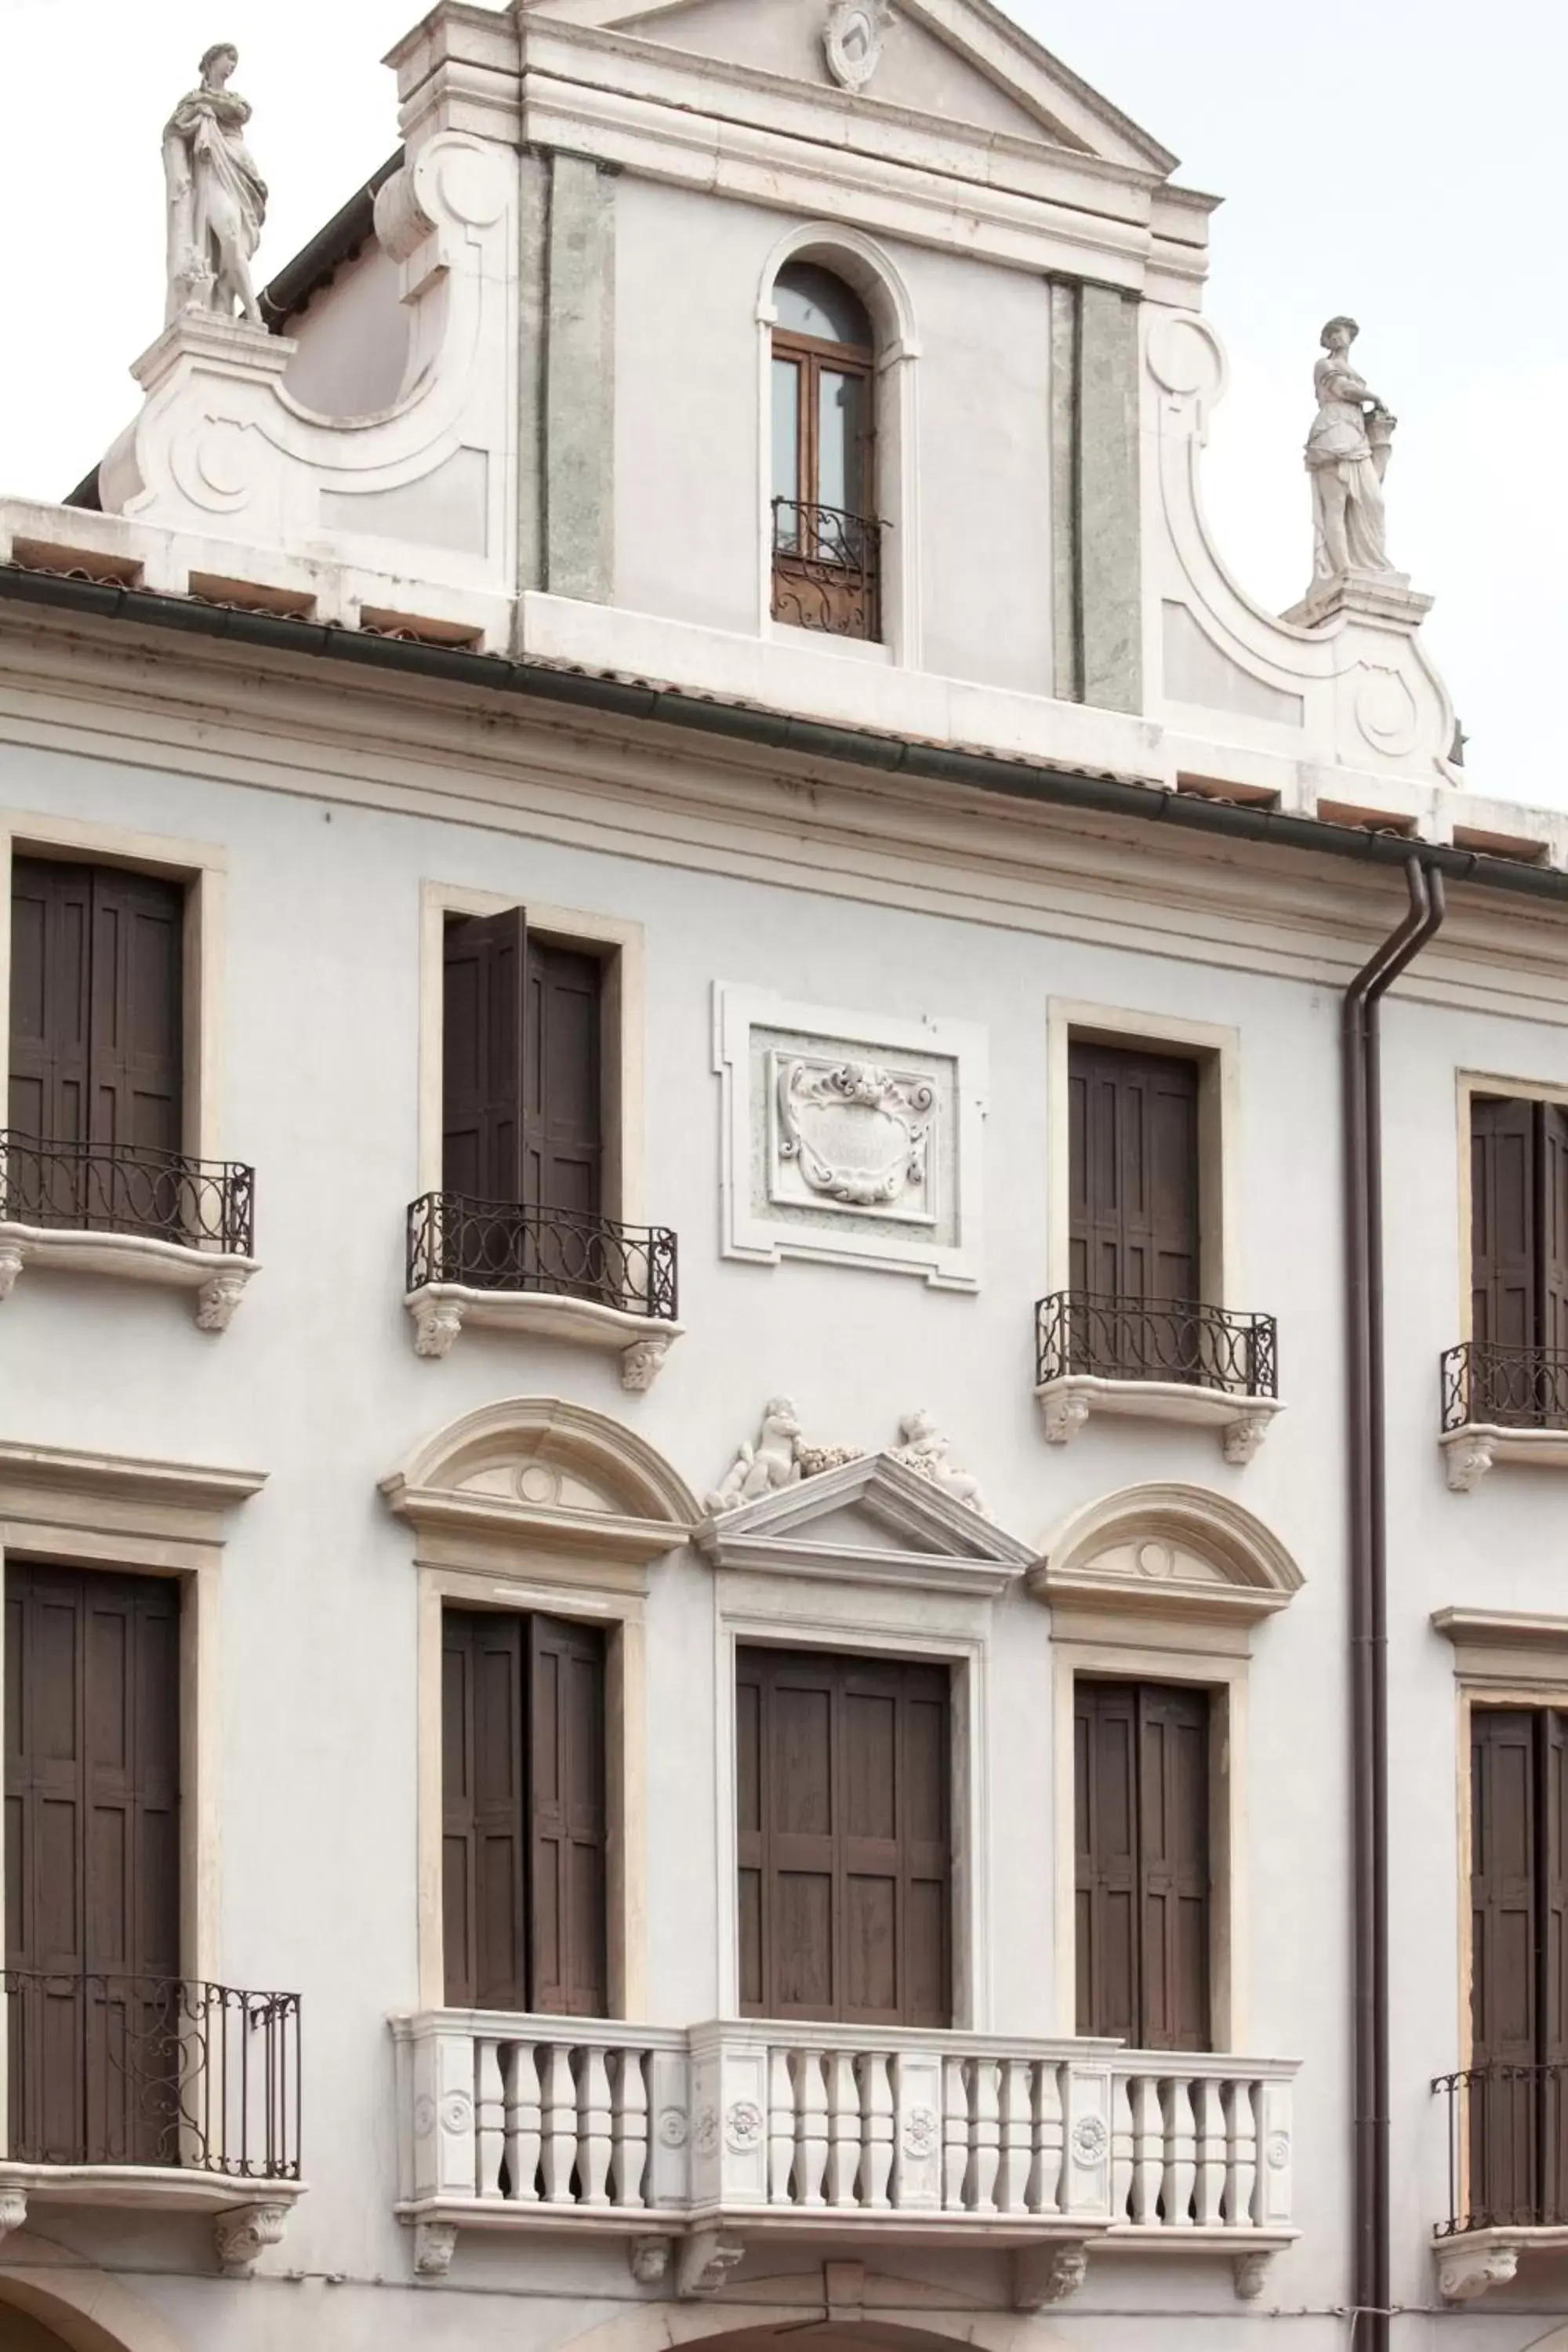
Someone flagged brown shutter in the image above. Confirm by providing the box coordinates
[442,909,527,1202]
[4,1563,180,2165]
[1543,1713,1568,2220]
[1471,1708,1538,2223]
[1472,1097,1537,1354]
[524,941,604,1219]
[88,867,183,1158]
[528,1615,608,2016]
[441,1609,527,2009]
[738,1647,950,2028]
[1138,1685,1210,2053]
[1076,1679,1210,2050]
[1075,1682,1139,2042]
[1541,1107,1568,1362]
[1068,1044,1200,1327]
[8,858,92,1148]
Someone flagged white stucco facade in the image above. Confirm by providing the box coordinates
[1,5,1566,2351]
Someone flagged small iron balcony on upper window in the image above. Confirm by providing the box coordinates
[770,261,881,642]
[1441,1092,1568,1489]
[1035,1041,1280,1461]
[2,855,256,1327]
[405,906,681,1387]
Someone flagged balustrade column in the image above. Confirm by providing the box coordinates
[579,2046,613,2205]
[540,2045,577,2203]
[1192,2076,1225,2227]
[476,2038,505,2196]
[1163,2077,1196,2227]
[860,2055,894,2209]
[1225,2078,1257,2228]
[797,2053,829,2207]
[611,2048,648,2208]
[1127,2076,1161,2223]
[826,2053,860,2207]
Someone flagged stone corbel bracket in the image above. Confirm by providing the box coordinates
[405,1283,683,1390]
[98,131,517,600]
[0,1229,257,1330]
[1036,1373,1282,1463]
[212,2200,296,2278]
[1435,2234,1522,2303]
[1441,1422,1568,1491]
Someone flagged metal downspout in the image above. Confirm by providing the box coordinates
[1344,856,1446,2347]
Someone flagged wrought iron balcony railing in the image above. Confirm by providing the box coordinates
[5,1971,300,2180]
[406,1192,678,1321]
[771,497,881,640]
[1441,1339,1568,1432]
[1036,1290,1279,1397]
[1434,2063,1568,2236]
[0,1132,254,1255]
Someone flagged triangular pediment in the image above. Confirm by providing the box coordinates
[525,0,1175,173]
[697,1450,1033,1595]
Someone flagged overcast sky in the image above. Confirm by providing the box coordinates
[2,0,1561,806]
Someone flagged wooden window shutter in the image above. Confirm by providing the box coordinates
[1544,1712,1568,2220]
[8,858,93,1148]
[1076,1679,1210,2050]
[524,941,604,1220]
[1471,1097,1538,1353]
[738,1647,951,2028]
[1470,1708,1539,2222]
[441,1610,527,2010]
[5,1564,180,2165]
[528,1616,608,2016]
[1068,1043,1200,1302]
[442,909,528,1203]
[1138,1685,1210,2053]
[1541,1107,1568,1360]
[88,867,183,1159]
[1075,1682,1140,2042]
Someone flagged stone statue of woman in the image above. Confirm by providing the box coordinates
[163,44,268,328]
[1305,316,1397,585]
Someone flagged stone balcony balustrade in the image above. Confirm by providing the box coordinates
[392,2012,1298,2299]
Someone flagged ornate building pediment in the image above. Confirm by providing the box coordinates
[697,1450,1033,1596]
[380,1396,698,1582]
[1030,1482,1304,1638]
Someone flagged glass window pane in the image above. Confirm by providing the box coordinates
[771,357,800,519]
[817,369,866,518]
[774,263,873,350]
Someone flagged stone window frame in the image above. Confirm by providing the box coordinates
[1452,1067,1568,1345]
[709,1573,996,2030]
[0,1439,266,2000]
[755,222,924,669]
[1046,996,1241,1310]
[382,1396,699,2020]
[1033,1482,1307,2053]
[1432,1610,1568,2076]
[0,810,227,1166]
[416,879,645,1219]
[0,812,249,1322]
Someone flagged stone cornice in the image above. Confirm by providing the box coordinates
[2,598,1568,1011]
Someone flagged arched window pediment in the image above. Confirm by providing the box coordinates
[1029,1481,1304,1639]
[381,1396,697,1576]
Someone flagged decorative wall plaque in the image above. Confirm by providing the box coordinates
[715,986,985,1289]
[823,0,894,92]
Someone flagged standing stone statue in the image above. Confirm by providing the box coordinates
[163,45,268,328]
[1305,316,1397,586]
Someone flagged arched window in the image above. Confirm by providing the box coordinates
[770,261,879,641]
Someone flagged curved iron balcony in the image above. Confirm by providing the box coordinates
[407,1192,678,1322]
[1430,2062,1568,2300]
[1442,1339,1568,1432]
[771,496,881,641]
[1036,1291,1279,1397]
[1439,1341,1568,1490]
[0,1131,254,1255]
[5,1969,300,2180]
